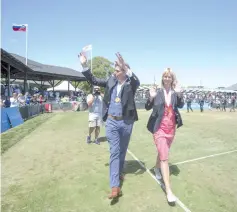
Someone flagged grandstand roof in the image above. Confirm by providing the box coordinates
[226,83,237,91]
[10,53,84,78]
[1,48,86,82]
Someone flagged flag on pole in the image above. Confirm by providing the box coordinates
[82,44,92,52]
[12,24,29,65]
[12,24,27,32]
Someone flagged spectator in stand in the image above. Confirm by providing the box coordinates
[186,96,193,113]
[38,94,44,104]
[0,97,4,107]
[25,92,31,105]
[216,98,221,110]
[77,93,82,102]
[18,93,26,106]
[199,96,205,112]
[31,94,38,105]
[221,97,227,112]
[230,95,236,112]
[207,94,212,110]
[1,84,5,96]
[10,93,19,107]
[4,96,11,108]
[14,85,21,94]
[4,85,13,97]
[44,90,49,101]
[209,99,214,110]
[55,92,60,102]
[61,95,69,103]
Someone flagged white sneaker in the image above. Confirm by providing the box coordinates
[167,192,177,203]
[154,167,162,180]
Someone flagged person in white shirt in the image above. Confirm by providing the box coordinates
[10,93,19,107]
[86,86,103,145]
[18,93,26,106]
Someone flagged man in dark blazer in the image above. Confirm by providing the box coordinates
[79,52,140,199]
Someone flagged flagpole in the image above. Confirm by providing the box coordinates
[90,46,92,73]
[25,24,28,66]
[90,47,93,93]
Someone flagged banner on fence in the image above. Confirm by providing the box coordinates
[1,109,11,133]
[5,107,24,128]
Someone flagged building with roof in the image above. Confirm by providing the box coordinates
[1,49,86,96]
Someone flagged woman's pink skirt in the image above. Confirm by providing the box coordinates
[153,127,175,161]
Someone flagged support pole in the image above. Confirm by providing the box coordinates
[7,64,11,96]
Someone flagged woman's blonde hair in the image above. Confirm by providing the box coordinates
[161,68,177,89]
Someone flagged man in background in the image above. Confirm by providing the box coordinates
[186,95,193,113]
[230,95,236,112]
[86,86,103,145]
[199,96,205,112]
[221,96,227,112]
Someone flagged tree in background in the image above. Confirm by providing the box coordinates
[72,56,114,94]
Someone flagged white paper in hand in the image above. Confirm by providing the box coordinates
[149,87,157,98]
[174,83,182,93]
[81,44,92,69]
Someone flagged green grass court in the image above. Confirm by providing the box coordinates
[1,110,237,212]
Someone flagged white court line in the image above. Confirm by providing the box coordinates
[172,149,237,166]
[127,149,191,212]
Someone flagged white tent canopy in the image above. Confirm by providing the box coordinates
[47,81,80,91]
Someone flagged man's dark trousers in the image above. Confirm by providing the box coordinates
[106,118,133,188]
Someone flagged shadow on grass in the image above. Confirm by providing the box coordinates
[106,161,180,206]
[149,163,181,207]
[169,164,181,176]
[105,160,146,206]
[98,136,107,142]
[104,160,146,176]
[149,164,180,177]
[123,160,146,175]
[110,192,123,206]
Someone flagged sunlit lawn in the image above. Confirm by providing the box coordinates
[1,109,237,212]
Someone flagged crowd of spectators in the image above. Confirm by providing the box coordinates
[0,84,87,108]
[134,88,237,109]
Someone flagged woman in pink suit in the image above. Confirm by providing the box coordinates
[145,68,184,203]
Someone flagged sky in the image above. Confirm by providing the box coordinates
[2,0,237,88]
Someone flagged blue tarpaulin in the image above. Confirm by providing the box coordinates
[1,107,24,133]
[1,109,11,133]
